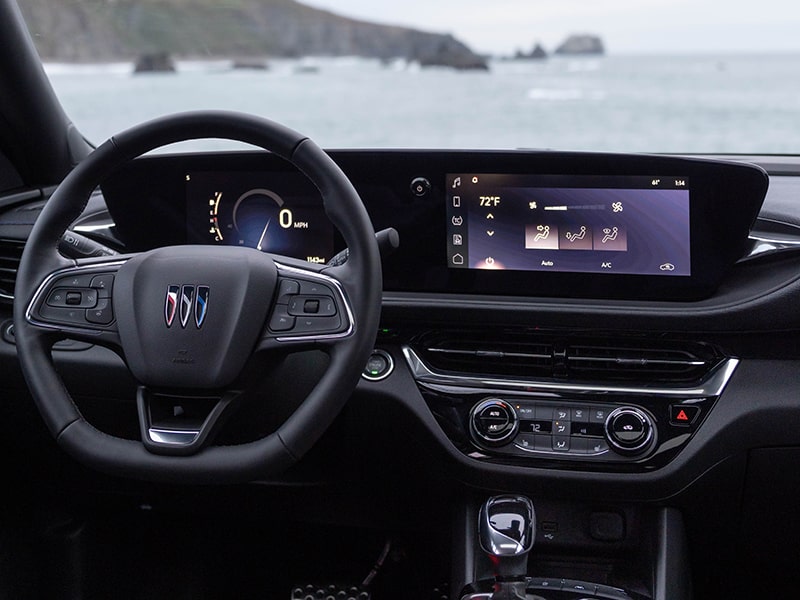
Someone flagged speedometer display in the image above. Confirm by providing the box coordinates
[187,171,335,264]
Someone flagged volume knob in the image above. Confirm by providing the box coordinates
[604,406,655,456]
[469,399,518,447]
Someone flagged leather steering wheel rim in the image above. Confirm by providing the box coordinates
[12,111,382,484]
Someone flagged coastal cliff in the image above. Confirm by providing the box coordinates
[17,0,487,69]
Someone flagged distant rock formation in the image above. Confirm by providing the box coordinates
[232,58,270,71]
[515,43,548,60]
[554,34,605,55]
[413,35,489,70]
[17,0,488,71]
[133,52,175,73]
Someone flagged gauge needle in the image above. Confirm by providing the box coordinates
[256,218,271,251]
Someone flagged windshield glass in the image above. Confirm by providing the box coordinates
[19,0,800,153]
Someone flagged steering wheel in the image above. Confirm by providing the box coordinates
[12,111,382,484]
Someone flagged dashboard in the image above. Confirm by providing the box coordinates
[102,150,766,301]
[85,149,782,478]
[4,145,800,599]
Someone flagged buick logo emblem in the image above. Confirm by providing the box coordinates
[165,284,209,328]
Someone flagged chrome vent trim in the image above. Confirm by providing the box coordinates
[403,345,739,398]
[565,343,716,381]
[414,335,721,384]
[0,239,25,302]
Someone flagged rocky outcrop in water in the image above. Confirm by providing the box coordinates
[133,52,175,73]
[515,43,548,60]
[554,34,605,55]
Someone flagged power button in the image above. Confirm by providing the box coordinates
[410,177,431,197]
[362,349,394,381]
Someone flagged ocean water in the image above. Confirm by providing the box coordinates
[44,54,800,154]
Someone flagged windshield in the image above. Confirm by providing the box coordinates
[19,0,800,153]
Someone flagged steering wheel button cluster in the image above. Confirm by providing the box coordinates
[46,287,98,308]
[287,295,338,317]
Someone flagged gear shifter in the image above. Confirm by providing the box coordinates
[479,495,535,600]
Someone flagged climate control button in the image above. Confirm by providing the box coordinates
[470,399,518,446]
[605,407,655,455]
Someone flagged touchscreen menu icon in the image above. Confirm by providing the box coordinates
[595,226,627,251]
[525,224,559,250]
[560,225,592,250]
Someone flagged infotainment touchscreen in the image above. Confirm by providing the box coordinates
[445,174,691,276]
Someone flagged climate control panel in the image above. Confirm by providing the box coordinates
[404,346,737,471]
[469,399,658,462]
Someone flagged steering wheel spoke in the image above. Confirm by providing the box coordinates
[258,262,355,351]
[25,258,127,347]
[137,387,239,456]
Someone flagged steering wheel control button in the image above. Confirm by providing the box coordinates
[669,404,700,426]
[54,273,94,288]
[39,305,89,326]
[605,407,655,455]
[293,315,342,334]
[276,278,300,303]
[90,274,114,297]
[298,280,334,296]
[269,307,296,332]
[362,349,394,381]
[85,299,114,325]
[470,399,518,446]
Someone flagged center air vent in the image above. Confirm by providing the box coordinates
[0,239,24,304]
[414,332,723,384]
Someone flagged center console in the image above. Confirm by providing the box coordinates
[455,496,691,600]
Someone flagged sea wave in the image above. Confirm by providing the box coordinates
[527,88,606,101]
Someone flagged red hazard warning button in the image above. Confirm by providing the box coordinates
[669,405,700,426]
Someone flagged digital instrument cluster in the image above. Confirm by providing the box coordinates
[186,171,334,264]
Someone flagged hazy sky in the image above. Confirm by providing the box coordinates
[302,0,800,55]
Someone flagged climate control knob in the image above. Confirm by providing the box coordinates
[605,406,655,456]
[470,399,518,447]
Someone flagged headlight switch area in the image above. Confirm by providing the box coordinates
[403,344,737,472]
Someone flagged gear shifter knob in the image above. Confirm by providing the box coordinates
[479,495,535,582]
